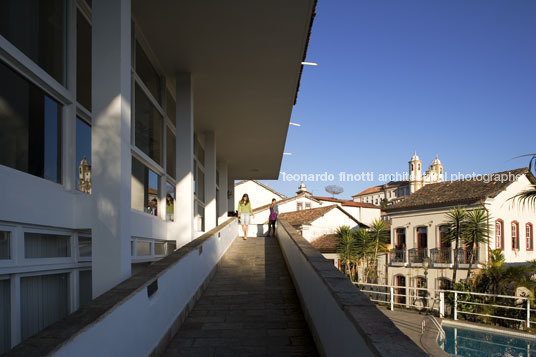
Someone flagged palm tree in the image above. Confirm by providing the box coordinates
[368,219,390,282]
[442,206,467,284]
[463,209,491,282]
[336,225,358,280]
[512,153,536,208]
[354,228,374,282]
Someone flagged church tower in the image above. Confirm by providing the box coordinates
[409,151,422,194]
[296,181,311,196]
[430,155,444,183]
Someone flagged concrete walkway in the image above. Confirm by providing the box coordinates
[378,307,449,357]
[163,236,319,357]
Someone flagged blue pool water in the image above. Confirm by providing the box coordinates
[441,325,536,356]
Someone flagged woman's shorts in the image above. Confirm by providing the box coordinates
[240,213,251,225]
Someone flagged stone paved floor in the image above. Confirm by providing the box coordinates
[163,236,319,357]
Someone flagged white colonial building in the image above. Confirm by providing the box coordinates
[352,152,444,206]
[383,167,536,295]
[234,180,286,211]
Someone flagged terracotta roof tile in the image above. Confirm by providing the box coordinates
[311,196,379,209]
[311,234,338,253]
[385,168,534,212]
[278,205,338,226]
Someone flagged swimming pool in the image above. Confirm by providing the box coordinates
[440,323,536,356]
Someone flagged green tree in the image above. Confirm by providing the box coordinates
[368,219,390,283]
[336,225,358,280]
[354,228,374,282]
[442,206,467,284]
[463,209,491,282]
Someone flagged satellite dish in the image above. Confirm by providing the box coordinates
[325,185,344,197]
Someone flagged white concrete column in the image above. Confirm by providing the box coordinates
[91,0,132,297]
[175,73,194,243]
[217,161,228,224]
[204,131,217,231]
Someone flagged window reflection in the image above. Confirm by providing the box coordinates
[0,0,66,84]
[166,126,175,178]
[0,60,62,183]
[131,157,160,217]
[135,83,162,165]
[135,41,161,103]
[76,118,91,193]
[166,182,175,221]
[76,10,91,111]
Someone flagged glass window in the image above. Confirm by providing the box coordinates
[20,273,69,340]
[0,231,10,259]
[135,83,163,165]
[496,221,502,249]
[155,242,165,256]
[135,41,161,102]
[79,270,92,306]
[417,227,427,249]
[297,202,303,211]
[78,236,91,257]
[0,279,9,355]
[0,60,62,183]
[136,241,151,256]
[395,228,406,248]
[439,225,450,248]
[76,10,91,111]
[196,167,205,203]
[131,157,160,216]
[166,126,175,178]
[194,136,205,165]
[0,0,66,84]
[166,241,176,254]
[527,224,533,250]
[165,89,175,121]
[166,181,175,222]
[24,232,70,258]
[512,222,519,250]
[76,118,92,193]
[305,203,311,209]
[195,203,205,232]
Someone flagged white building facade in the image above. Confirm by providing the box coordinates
[383,168,536,296]
[0,0,315,352]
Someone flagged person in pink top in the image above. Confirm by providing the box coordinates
[268,198,279,237]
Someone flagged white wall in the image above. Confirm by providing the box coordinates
[234,180,284,211]
[301,209,359,242]
[487,175,536,263]
[250,196,322,225]
[52,220,237,357]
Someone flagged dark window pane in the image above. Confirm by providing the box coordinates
[76,10,91,110]
[135,41,161,102]
[76,118,91,193]
[0,60,62,183]
[78,236,91,257]
[131,157,160,216]
[165,89,175,120]
[24,233,70,258]
[135,84,162,165]
[79,270,92,306]
[166,127,175,178]
[0,232,10,259]
[20,273,68,340]
[155,242,165,256]
[0,279,10,355]
[0,0,66,84]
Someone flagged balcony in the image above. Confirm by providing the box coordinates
[408,248,428,266]
[455,248,477,266]
[390,249,407,266]
[430,248,452,267]
[5,219,427,356]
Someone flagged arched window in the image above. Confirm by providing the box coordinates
[527,223,533,251]
[512,221,520,250]
[395,275,406,304]
[495,220,504,250]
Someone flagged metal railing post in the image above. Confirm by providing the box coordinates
[390,286,394,311]
[527,299,531,329]
[440,292,445,318]
[454,292,458,320]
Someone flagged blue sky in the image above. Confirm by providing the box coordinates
[262,0,536,199]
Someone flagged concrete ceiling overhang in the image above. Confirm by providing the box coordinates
[132,0,316,179]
